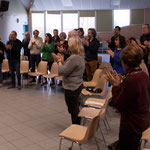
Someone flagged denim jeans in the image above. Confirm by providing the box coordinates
[0,63,2,83]
[8,59,21,86]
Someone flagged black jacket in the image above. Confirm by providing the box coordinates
[0,41,5,63]
[84,38,100,61]
[6,39,22,60]
[140,32,150,45]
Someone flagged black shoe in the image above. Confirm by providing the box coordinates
[8,85,15,89]
[17,85,21,90]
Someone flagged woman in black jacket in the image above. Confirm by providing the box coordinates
[0,41,5,87]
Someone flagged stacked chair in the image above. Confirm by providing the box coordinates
[79,86,112,146]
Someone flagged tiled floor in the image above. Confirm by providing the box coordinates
[0,82,120,150]
[0,54,121,150]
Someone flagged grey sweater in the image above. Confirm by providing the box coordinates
[58,55,85,91]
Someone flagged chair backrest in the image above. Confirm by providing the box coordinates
[20,56,28,60]
[2,59,9,72]
[83,115,100,142]
[50,62,58,75]
[37,61,48,74]
[95,73,107,96]
[20,61,29,73]
[99,62,113,71]
[91,69,102,83]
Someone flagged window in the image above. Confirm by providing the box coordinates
[46,13,61,36]
[63,13,78,35]
[32,13,44,40]
[80,17,95,36]
[113,10,130,28]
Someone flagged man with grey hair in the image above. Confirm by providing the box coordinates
[6,31,22,90]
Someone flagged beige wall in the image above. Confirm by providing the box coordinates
[145,8,150,24]
[80,11,95,17]
[96,10,112,32]
[131,9,144,24]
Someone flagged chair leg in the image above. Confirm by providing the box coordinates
[105,117,111,130]
[106,109,111,121]
[94,135,100,150]
[103,120,109,134]
[143,140,147,147]
[78,144,82,150]
[70,142,73,149]
[99,125,107,146]
[59,138,63,150]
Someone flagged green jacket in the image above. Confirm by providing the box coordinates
[41,43,55,61]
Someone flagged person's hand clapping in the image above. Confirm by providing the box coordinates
[57,53,64,63]
[83,39,89,46]
[43,43,46,48]
[105,70,123,87]
[5,44,11,50]
[57,46,64,53]
[106,49,114,58]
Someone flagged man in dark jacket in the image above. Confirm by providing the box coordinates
[6,31,22,90]
[83,28,100,81]
[0,40,5,87]
[107,26,121,67]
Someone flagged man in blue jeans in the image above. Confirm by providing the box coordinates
[6,31,22,90]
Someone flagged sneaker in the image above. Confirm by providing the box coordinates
[0,83,2,88]
[17,85,21,90]
[8,85,15,89]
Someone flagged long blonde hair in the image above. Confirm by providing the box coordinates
[68,36,84,56]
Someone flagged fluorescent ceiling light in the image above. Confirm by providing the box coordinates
[61,0,73,7]
[111,0,120,6]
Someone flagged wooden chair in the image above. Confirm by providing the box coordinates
[141,127,150,148]
[83,69,102,87]
[28,61,48,82]
[59,115,100,150]
[43,62,63,85]
[20,61,29,74]
[84,86,112,109]
[99,62,113,72]
[20,60,29,84]
[79,87,112,146]
[2,59,9,81]
[82,74,107,97]
[2,59,9,73]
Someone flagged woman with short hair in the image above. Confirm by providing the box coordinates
[106,44,150,150]
[57,36,85,124]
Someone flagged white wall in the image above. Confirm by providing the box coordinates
[0,0,28,44]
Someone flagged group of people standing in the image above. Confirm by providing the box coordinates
[107,24,150,76]
[106,24,150,150]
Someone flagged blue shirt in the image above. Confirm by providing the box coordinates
[113,47,125,74]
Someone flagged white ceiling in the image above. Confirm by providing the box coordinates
[20,0,150,11]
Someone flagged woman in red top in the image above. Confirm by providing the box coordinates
[106,44,150,150]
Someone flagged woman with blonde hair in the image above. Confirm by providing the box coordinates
[56,36,85,124]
